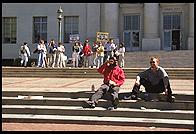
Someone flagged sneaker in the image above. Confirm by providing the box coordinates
[90,103,96,108]
[167,95,175,103]
[107,106,117,110]
[124,94,138,100]
[124,95,132,100]
[85,100,96,108]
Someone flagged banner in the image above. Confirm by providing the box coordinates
[96,32,109,42]
[69,34,80,43]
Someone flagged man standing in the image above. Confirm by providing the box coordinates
[124,57,175,102]
[19,42,30,67]
[85,56,125,110]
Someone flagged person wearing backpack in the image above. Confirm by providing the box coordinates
[19,42,31,67]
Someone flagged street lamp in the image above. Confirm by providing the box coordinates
[57,6,63,43]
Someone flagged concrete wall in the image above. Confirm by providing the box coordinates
[2,3,194,60]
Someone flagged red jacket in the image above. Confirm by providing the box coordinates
[97,63,125,87]
[83,43,92,56]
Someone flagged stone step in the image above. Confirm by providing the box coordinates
[2,105,194,120]
[2,67,194,79]
[123,50,194,68]
[2,97,194,110]
[2,74,194,79]
[2,114,194,129]
[2,91,194,101]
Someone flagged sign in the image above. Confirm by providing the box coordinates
[96,32,109,42]
[69,34,80,43]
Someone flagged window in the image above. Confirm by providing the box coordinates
[163,14,180,30]
[33,17,47,43]
[124,15,140,30]
[64,16,79,43]
[2,17,17,43]
[123,15,140,50]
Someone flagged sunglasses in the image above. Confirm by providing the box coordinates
[109,60,115,63]
[150,61,155,64]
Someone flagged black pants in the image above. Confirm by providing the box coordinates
[132,78,172,96]
[89,84,120,106]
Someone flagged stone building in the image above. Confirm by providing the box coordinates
[2,3,194,60]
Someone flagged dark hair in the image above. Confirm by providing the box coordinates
[24,42,27,45]
[109,56,117,61]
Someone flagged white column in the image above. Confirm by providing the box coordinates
[142,3,161,51]
[100,3,119,41]
[188,3,194,50]
[86,3,101,40]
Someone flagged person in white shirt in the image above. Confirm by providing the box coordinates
[37,39,47,68]
[19,42,31,67]
[57,42,66,68]
[116,42,126,68]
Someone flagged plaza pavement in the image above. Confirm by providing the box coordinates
[2,77,194,95]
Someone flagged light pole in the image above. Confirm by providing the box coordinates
[57,6,63,43]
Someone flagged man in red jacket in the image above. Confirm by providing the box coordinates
[85,56,125,110]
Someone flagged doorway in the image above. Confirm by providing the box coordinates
[172,30,180,50]
[123,31,140,51]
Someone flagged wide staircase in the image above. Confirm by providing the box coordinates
[2,90,194,129]
[2,50,194,129]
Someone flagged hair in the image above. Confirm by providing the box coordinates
[150,57,160,63]
[109,56,117,61]
[24,42,27,45]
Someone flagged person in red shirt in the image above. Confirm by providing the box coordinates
[82,39,93,67]
[85,56,125,110]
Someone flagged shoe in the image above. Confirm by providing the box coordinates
[124,95,132,100]
[124,94,138,100]
[107,106,117,110]
[90,103,96,108]
[167,95,175,103]
[85,100,96,108]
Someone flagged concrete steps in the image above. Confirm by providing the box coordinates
[124,50,194,68]
[2,67,194,79]
[2,90,194,129]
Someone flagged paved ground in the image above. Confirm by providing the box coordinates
[2,77,194,94]
[2,77,194,131]
[2,122,193,131]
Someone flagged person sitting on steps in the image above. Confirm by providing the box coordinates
[124,57,175,102]
[85,56,125,110]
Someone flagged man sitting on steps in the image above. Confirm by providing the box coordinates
[85,56,125,110]
[124,57,175,102]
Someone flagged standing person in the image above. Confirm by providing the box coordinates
[124,57,175,102]
[104,41,112,61]
[37,39,47,68]
[96,42,105,68]
[78,42,84,67]
[85,56,125,110]
[82,39,93,68]
[49,39,58,68]
[92,41,99,68]
[47,39,57,67]
[72,41,80,68]
[110,39,117,57]
[57,42,66,68]
[19,42,31,67]
[117,42,126,68]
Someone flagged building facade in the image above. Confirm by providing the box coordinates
[2,3,194,59]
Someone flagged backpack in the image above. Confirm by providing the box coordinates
[20,46,26,54]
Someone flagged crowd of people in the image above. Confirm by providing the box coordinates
[19,39,175,110]
[71,38,126,68]
[19,38,125,69]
